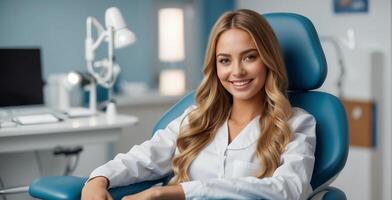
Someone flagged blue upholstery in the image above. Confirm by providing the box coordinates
[264,13,327,91]
[321,186,347,200]
[29,13,348,200]
[29,176,88,200]
[289,92,348,189]
[152,92,196,134]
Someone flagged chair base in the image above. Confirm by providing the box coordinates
[309,186,347,200]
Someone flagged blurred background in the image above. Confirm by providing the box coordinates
[0,0,390,199]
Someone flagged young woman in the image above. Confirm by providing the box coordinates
[82,9,316,200]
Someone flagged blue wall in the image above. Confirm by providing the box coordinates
[199,0,235,62]
[0,0,157,86]
[0,0,234,90]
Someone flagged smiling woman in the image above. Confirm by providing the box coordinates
[82,9,316,200]
[171,8,296,185]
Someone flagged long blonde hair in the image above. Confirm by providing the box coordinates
[171,9,292,183]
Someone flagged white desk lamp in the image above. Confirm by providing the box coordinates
[85,7,136,119]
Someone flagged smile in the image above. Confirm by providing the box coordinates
[229,79,253,87]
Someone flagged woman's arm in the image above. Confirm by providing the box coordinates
[82,176,112,200]
[122,185,185,200]
[88,106,195,188]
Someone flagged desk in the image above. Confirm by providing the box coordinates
[0,113,138,153]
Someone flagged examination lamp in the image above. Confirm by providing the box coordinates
[67,71,97,114]
[85,7,136,117]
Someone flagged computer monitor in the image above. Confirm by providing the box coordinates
[0,48,44,107]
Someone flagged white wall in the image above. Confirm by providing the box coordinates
[236,0,391,199]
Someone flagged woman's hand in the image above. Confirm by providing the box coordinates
[81,176,112,200]
[121,187,161,200]
[122,185,185,200]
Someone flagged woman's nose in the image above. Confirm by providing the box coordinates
[232,61,246,77]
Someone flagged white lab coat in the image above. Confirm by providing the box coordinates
[90,105,316,200]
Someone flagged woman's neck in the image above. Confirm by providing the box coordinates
[230,94,264,124]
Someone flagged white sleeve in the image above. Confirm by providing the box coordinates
[180,110,316,200]
[89,106,195,188]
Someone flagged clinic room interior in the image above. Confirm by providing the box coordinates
[0,0,390,200]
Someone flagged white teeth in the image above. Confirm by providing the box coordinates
[231,79,251,86]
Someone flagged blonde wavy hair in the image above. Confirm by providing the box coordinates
[171,9,293,183]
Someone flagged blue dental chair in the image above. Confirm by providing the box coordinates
[29,13,349,200]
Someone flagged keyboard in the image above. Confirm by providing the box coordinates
[12,113,61,125]
[0,106,62,127]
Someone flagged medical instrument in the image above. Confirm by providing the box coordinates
[85,7,136,118]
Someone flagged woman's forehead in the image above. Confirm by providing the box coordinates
[216,28,257,55]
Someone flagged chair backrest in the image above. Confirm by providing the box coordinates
[152,13,348,191]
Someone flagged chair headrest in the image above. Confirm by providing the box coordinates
[264,13,327,91]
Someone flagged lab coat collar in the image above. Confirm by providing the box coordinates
[215,115,261,151]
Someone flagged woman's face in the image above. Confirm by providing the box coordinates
[216,28,267,102]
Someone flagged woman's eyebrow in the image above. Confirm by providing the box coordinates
[240,48,258,56]
[216,48,258,57]
[216,53,230,57]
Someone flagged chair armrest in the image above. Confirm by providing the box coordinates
[29,176,88,200]
[309,186,347,200]
[29,176,168,200]
[109,177,168,200]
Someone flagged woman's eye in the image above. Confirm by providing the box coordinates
[244,54,257,62]
[218,58,230,65]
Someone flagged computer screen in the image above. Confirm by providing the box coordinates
[0,48,44,107]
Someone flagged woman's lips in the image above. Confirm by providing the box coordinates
[229,79,253,90]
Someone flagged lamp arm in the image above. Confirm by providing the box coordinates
[86,17,105,38]
[86,16,114,88]
[85,17,107,62]
[90,28,115,90]
[87,61,115,89]
[107,26,114,101]
[91,31,109,51]
[85,15,118,94]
